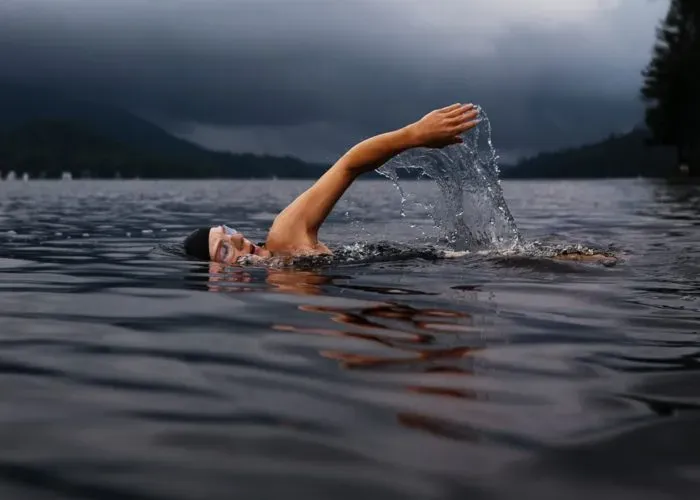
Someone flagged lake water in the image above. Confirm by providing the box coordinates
[1,178,699,500]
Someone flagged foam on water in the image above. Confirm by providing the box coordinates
[377,106,521,252]
[219,237,617,269]
[232,241,448,269]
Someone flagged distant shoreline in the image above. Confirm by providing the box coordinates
[1,86,685,181]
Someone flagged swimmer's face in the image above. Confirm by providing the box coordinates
[208,226,271,264]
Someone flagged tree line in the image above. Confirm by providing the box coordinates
[506,0,699,179]
[641,0,700,176]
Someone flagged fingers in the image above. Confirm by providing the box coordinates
[444,103,475,117]
[439,102,466,113]
[452,118,480,135]
[447,108,479,125]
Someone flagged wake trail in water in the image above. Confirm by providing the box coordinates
[225,241,617,269]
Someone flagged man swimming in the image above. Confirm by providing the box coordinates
[184,103,480,263]
[183,103,617,266]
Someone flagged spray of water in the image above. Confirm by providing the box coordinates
[377,107,521,252]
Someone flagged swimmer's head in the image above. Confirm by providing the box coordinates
[183,225,270,263]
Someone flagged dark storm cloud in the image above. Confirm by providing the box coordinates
[0,0,667,161]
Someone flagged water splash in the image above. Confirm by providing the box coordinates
[377,107,521,251]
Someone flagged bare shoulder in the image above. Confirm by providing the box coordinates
[265,225,332,257]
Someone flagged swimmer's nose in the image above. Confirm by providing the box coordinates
[229,234,245,251]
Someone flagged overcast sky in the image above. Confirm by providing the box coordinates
[0,0,668,162]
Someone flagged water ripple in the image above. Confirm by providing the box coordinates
[0,179,699,499]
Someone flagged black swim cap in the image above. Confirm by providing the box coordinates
[183,227,211,261]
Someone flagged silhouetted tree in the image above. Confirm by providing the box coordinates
[641,0,700,176]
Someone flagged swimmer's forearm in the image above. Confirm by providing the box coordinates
[336,103,479,176]
[337,126,419,177]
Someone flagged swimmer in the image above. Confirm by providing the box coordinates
[183,103,616,265]
[184,103,481,263]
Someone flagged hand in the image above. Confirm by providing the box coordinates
[406,103,480,149]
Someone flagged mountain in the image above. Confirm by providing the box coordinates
[1,83,681,180]
[0,83,327,178]
[0,119,189,178]
[502,128,677,179]
[0,84,206,157]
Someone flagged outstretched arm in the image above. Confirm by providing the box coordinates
[265,103,479,254]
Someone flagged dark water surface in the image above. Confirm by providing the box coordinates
[1,179,699,500]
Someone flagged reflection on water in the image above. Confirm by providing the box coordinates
[206,264,484,440]
[1,179,699,500]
